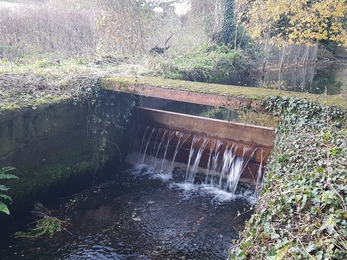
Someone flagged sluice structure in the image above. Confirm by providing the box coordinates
[131,107,275,188]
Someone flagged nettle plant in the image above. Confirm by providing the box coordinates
[230,97,347,259]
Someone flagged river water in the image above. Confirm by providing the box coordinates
[0,160,256,260]
[234,62,347,95]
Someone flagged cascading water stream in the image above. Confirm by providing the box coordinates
[160,131,175,173]
[153,129,169,169]
[131,125,264,197]
[140,127,157,164]
[184,135,199,182]
[137,126,151,163]
[169,132,191,173]
[226,146,255,195]
[205,139,223,187]
[218,144,236,190]
[185,137,209,183]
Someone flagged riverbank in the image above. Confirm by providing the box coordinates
[230,97,347,259]
[1,58,346,259]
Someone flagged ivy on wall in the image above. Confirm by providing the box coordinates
[230,97,347,259]
[73,79,135,177]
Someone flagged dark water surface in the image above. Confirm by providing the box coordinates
[234,62,347,95]
[0,164,254,260]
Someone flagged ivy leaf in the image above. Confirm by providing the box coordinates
[317,167,324,173]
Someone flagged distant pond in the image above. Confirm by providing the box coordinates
[233,61,347,95]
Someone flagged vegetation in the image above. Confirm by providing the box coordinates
[0,166,18,215]
[230,97,347,259]
[0,0,347,256]
[14,216,66,239]
[246,0,347,47]
[72,84,135,179]
[158,43,258,83]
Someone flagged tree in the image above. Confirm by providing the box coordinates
[96,0,156,55]
[202,0,235,45]
[222,0,235,45]
[246,0,347,47]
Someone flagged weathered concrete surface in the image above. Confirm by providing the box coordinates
[101,76,347,110]
[0,99,129,215]
[134,107,274,164]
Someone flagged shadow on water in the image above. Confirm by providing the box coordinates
[0,162,255,260]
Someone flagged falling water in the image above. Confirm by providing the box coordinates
[140,127,157,164]
[137,126,151,163]
[169,132,191,173]
[131,125,263,197]
[205,139,223,187]
[185,137,209,183]
[153,129,169,169]
[159,131,175,173]
[226,146,254,194]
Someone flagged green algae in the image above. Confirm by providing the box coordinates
[100,76,347,110]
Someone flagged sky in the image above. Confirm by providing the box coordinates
[173,1,190,15]
[149,0,191,15]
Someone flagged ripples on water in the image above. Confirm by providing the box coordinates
[0,162,256,260]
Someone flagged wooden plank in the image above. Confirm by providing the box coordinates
[134,107,274,148]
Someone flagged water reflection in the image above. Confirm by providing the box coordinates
[236,62,347,95]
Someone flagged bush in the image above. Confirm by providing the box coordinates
[159,43,255,83]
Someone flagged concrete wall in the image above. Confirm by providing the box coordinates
[0,95,133,215]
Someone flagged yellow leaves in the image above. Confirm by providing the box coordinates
[246,0,347,46]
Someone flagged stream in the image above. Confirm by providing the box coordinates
[234,61,347,95]
[0,161,255,260]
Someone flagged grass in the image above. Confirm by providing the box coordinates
[157,43,256,83]
[0,56,134,112]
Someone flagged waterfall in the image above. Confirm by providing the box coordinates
[169,132,191,173]
[185,137,209,183]
[130,125,263,195]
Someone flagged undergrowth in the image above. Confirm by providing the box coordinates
[230,97,347,259]
[14,216,68,239]
[158,43,256,83]
[72,81,135,183]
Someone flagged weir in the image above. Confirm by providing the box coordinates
[129,107,275,190]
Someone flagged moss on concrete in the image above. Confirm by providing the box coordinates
[6,141,95,202]
[0,95,128,216]
[101,76,347,110]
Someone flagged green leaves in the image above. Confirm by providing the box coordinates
[0,201,10,215]
[230,97,347,259]
[0,166,18,215]
[14,216,63,239]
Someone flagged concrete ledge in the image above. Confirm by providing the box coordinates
[101,76,347,110]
